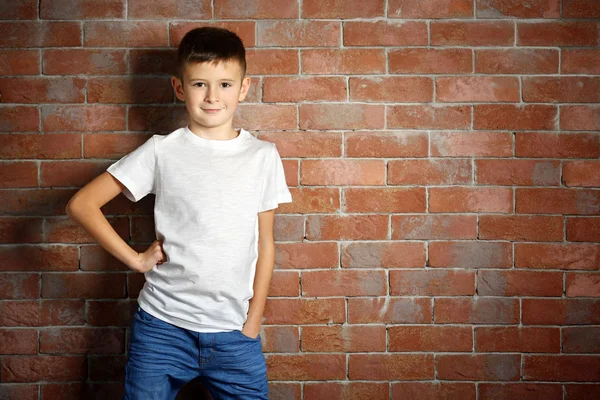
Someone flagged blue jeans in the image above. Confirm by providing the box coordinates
[123,305,268,400]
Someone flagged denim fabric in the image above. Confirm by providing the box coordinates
[123,305,268,400]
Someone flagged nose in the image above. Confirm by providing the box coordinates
[205,86,219,103]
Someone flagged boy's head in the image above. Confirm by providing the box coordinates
[171,27,250,133]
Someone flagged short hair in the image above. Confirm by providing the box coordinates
[176,27,246,81]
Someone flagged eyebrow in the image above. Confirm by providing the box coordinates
[189,78,236,82]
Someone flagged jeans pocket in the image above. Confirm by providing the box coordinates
[236,329,261,341]
[135,306,155,323]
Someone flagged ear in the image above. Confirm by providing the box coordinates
[171,76,185,102]
[238,76,251,102]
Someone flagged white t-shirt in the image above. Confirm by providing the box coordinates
[106,125,293,332]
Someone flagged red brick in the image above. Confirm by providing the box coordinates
[392,215,476,240]
[0,384,38,400]
[524,355,600,381]
[523,299,600,325]
[84,22,168,47]
[128,274,145,298]
[306,382,388,400]
[127,106,187,132]
[300,104,384,130]
[0,107,39,132]
[566,273,600,297]
[561,106,600,131]
[260,131,342,158]
[0,273,39,299]
[269,383,301,400]
[438,354,520,381]
[306,215,388,240]
[0,217,43,244]
[45,216,128,243]
[0,162,37,188]
[40,300,85,326]
[479,383,562,400]
[89,355,126,381]
[435,297,519,324]
[272,188,339,214]
[128,49,176,75]
[246,49,298,74]
[301,159,384,186]
[429,187,512,213]
[563,0,600,18]
[474,105,557,130]
[345,187,426,213]
[388,159,471,185]
[393,383,476,400]
[268,270,299,297]
[302,325,386,352]
[0,245,78,271]
[342,242,426,268]
[169,22,256,48]
[41,0,125,19]
[516,132,600,159]
[42,105,126,132]
[523,77,600,103]
[346,131,428,158]
[0,0,37,19]
[518,21,599,46]
[302,270,387,297]
[41,273,126,298]
[389,326,472,351]
[214,0,298,18]
[1,356,86,382]
[43,49,126,75]
[234,104,297,130]
[350,76,433,102]
[516,188,600,215]
[0,50,39,75]
[389,105,471,129]
[0,21,81,48]
[432,131,512,157]
[563,327,600,353]
[476,159,560,186]
[429,242,512,268]
[478,270,563,296]
[562,49,600,74]
[266,354,345,380]
[40,327,124,354]
[437,76,519,102]
[41,160,111,187]
[0,329,38,355]
[261,326,299,353]
[390,269,475,296]
[86,300,136,326]
[565,384,600,400]
[476,49,558,74]
[275,242,339,270]
[302,49,385,75]
[476,0,559,18]
[303,0,384,18]
[515,243,600,270]
[263,298,345,325]
[563,161,600,187]
[0,300,39,326]
[348,297,432,324]
[567,217,600,242]
[479,215,563,241]
[344,21,427,46]
[0,77,85,104]
[431,21,514,46]
[349,354,434,380]
[42,382,124,400]
[258,21,339,47]
[263,77,346,102]
[88,77,173,104]
[389,48,472,73]
[388,0,472,18]
[128,0,210,18]
[476,327,560,353]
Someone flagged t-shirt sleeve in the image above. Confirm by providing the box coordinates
[106,136,156,202]
[258,143,292,213]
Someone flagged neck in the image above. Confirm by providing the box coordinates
[188,120,238,140]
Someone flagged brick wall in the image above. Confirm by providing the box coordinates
[1,0,599,399]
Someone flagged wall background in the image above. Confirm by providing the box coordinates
[1,0,599,399]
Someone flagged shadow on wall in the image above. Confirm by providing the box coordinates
[175,377,213,399]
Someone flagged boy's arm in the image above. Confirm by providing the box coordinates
[66,171,141,272]
[243,209,276,339]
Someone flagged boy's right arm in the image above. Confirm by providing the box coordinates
[66,172,162,273]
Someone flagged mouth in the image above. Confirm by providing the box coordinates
[201,108,223,113]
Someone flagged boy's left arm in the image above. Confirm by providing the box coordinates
[242,209,276,339]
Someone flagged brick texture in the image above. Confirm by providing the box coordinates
[1,0,599,399]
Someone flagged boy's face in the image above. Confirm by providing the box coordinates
[171,60,250,132]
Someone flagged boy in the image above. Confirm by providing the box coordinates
[66,27,292,400]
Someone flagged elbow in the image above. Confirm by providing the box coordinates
[65,195,82,220]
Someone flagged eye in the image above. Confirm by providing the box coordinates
[193,82,206,87]
[221,82,232,88]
